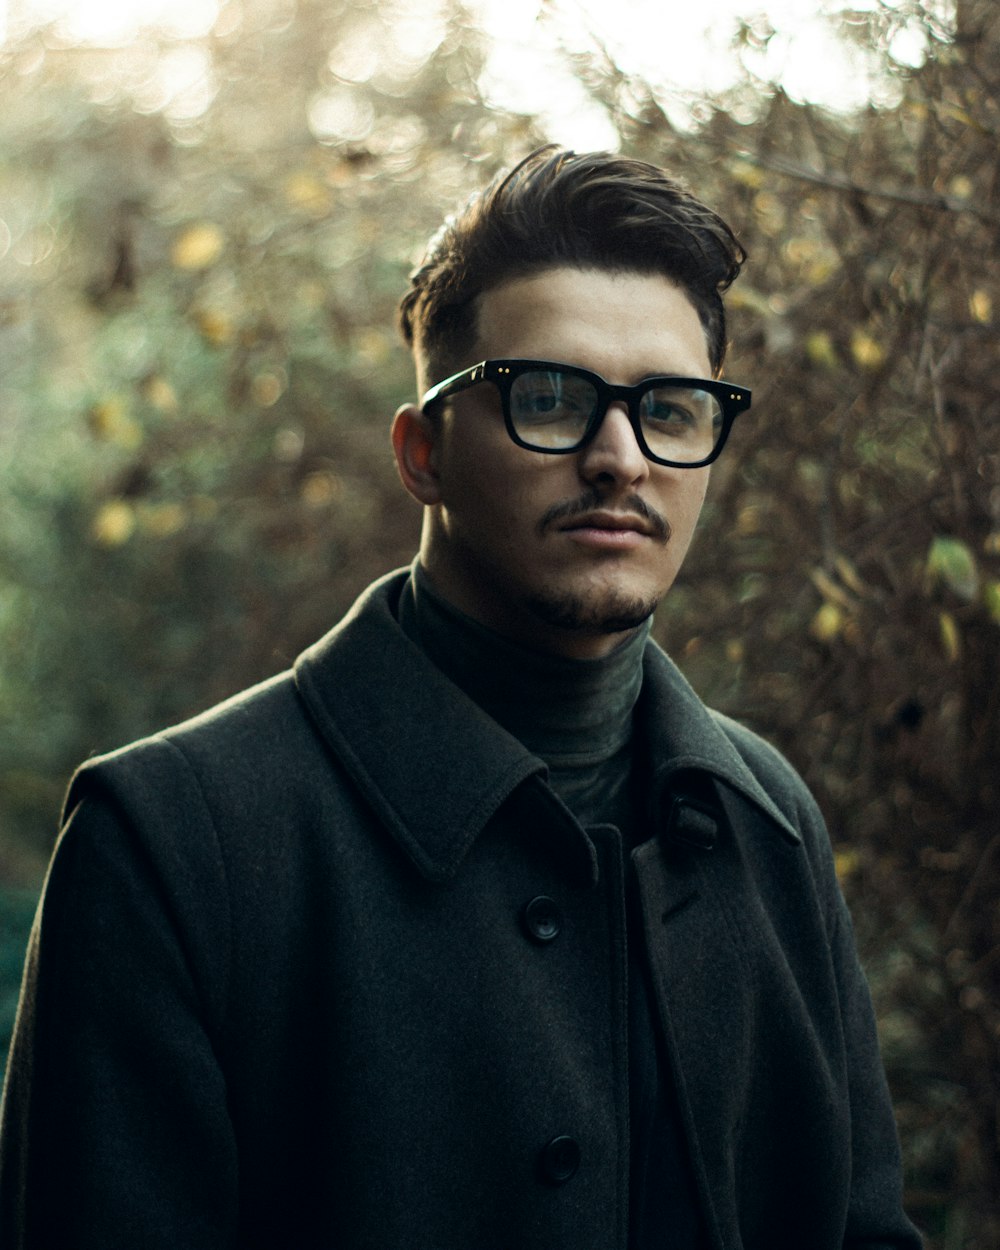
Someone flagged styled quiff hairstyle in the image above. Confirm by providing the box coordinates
[398,145,746,385]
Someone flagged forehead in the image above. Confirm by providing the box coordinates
[472,266,713,384]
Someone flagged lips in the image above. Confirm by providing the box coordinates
[559,510,658,539]
[539,491,671,543]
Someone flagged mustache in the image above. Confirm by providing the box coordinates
[538,489,671,543]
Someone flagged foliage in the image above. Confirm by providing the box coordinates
[1,0,997,1243]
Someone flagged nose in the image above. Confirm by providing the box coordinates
[577,402,650,489]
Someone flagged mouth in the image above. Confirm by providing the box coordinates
[557,510,665,551]
[539,493,671,545]
[559,511,659,538]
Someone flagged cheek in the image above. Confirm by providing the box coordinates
[658,471,709,536]
[439,429,563,523]
[436,439,526,535]
[683,475,710,526]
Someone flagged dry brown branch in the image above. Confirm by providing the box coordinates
[744,151,1000,226]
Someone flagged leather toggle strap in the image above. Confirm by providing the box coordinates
[663,794,720,851]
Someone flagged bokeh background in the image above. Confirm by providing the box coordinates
[1,0,997,1242]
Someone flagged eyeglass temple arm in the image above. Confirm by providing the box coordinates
[422,362,489,408]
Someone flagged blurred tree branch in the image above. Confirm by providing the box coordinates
[740,150,1000,224]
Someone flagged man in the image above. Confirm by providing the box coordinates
[0,147,921,1248]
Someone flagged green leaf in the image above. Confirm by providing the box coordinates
[984,580,1000,625]
[926,536,979,601]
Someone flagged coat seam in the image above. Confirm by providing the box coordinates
[155,737,236,1058]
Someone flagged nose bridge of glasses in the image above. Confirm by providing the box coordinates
[587,386,648,460]
[609,381,648,432]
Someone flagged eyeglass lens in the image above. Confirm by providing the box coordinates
[508,368,723,463]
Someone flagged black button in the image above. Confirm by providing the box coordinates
[522,896,562,943]
[539,1135,580,1184]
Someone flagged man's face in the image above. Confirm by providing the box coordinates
[401,266,716,659]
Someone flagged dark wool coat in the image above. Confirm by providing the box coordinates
[0,569,922,1250]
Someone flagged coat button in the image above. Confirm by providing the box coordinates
[539,1135,580,1184]
[521,896,562,943]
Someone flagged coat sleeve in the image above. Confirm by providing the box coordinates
[792,775,924,1250]
[0,754,238,1249]
[715,715,923,1248]
[827,880,924,1250]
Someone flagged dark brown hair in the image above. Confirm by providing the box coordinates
[398,145,746,382]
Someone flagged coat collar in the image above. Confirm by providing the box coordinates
[294,570,545,884]
[293,569,798,884]
[637,645,801,847]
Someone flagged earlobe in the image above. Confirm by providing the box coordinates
[391,404,442,505]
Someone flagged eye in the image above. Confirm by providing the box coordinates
[641,387,719,436]
[517,390,564,418]
[511,372,593,425]
[644,399,696,428]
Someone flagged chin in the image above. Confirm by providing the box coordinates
[525,588,660,636]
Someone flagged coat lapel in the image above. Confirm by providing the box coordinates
[293,570,583,883]
[634,643,813,1238]
[638,644,800,846]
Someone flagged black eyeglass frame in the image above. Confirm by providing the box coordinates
[420,359,752,468]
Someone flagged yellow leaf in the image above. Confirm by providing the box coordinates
[194,308,233,346]
[752,191,785,236]
[172,222,225,270]
[806,331,839,370]
[784,237,817,266]
[834,554,866,597]
[834,848,860,882]
[969,290,993,323]
[88,398,142,449]
[726,287,772,317]
[92,499,136,547]
[735,503,763,535]
[730,159,765,189]
[850,329,885,370]
[810,567,855,611]
[142,376,178,412]
[811,602,844,642]
[939,611,960,662]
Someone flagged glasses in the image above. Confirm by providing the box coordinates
[420,359,751,468]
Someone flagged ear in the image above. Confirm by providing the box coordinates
[391,404,442,505]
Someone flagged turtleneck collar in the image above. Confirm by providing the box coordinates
[398,562,649,766]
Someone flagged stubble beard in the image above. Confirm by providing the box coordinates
[523,588,660,637]
[524,488,670,636]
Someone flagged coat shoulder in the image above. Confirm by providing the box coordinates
[707,709,838,881]
[64,668,309,818]
[707,711,815,810]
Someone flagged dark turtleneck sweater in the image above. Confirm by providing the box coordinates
[398,565,707,1250]
[398,563,648,839]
